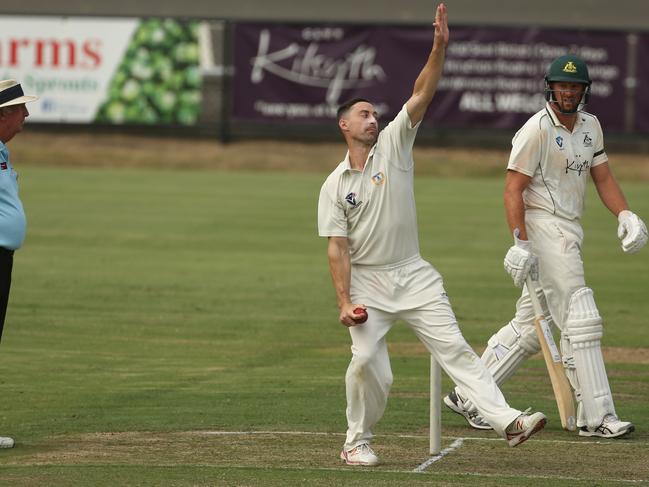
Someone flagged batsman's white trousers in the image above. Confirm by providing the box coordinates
[525,210,587,326]
[486,211,589,351]
[344,255,520,450]
[502,211,616,425]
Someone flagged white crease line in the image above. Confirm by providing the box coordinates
[413,438,464,472]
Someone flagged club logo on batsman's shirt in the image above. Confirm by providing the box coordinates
[583,133,592,147]
[345,192,362,208]
[555,136,564,148]
[565,157,591,176]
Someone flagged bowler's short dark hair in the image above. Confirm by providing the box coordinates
[337,97,372,121]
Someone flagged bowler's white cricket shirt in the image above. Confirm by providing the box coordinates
[0,142,25,250]
[318,105,421,266]
[507,103,608,221]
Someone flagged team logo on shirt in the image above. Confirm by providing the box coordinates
[345,192,362,208]
[565,157,591,176]
[371,171,385,185]
[583,133,592,147]
[555,136,564,148]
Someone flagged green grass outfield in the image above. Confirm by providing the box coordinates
[0,165,648,486]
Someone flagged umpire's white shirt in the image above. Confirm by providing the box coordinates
[318,105,420,266]
[508,102,608,221]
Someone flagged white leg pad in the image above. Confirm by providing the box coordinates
[564,287,615,428]
[459,319,541,414]
[481,319,541,385]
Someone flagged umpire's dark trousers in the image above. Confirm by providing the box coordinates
[0,248,14,343]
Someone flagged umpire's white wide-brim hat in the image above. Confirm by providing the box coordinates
[0,80,38,108]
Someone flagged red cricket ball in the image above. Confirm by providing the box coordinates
[352,307,368,324]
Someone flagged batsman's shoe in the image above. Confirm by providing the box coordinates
[340,443,380,466]
[0,436,14,448]
[579,414,635,439]
[443,390,492,430]
[505,411,547,447]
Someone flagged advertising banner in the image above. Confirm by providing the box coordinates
[0,16,202,125]
[635,34,649,133]
[233,23,628,132]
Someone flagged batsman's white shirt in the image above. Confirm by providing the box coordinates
[492,103,621,428]
[318,105,420,266]
[508,103,608,221]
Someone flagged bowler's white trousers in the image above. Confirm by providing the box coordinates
[344,255,520,450]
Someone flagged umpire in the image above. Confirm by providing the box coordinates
[0,79,37,449]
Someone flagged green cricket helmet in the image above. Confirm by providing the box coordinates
[544,54,592,113]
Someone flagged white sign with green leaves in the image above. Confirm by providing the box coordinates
[0,16,202,125]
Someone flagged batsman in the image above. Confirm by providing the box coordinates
[445,54,648,438]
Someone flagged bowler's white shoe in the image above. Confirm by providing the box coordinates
[505,412,547,447]
[340,443,380,466]
[579,414,634,439]
[0,436,14,448]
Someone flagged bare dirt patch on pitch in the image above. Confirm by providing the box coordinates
[604,346,649,364]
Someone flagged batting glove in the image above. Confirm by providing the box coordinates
[504,229,538,288]
[617,210,648,254]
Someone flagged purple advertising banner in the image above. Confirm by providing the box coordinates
[635,34,649,133]
[233,23,628,132]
